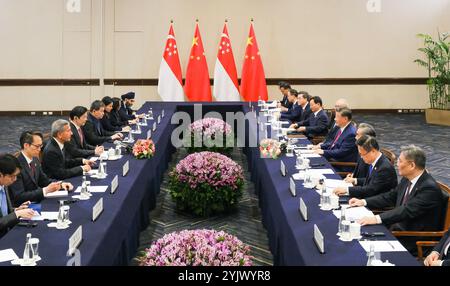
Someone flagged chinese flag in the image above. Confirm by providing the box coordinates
[240,21,268,102]
[185,22,212,102]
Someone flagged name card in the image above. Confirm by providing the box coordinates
[152,122,156,132]
[68,226,82,256]
[290,177,296,197]
[299,198,308,221]
[147,129,151,139]
[280,160,286,177]
[157,115,161,124]
[122,161,129,177]
[92,198,103,222]
[111,175,118,194]
[313,224,325,254]
[162,109,165,118]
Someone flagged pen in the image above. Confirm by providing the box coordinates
[387,241,395,250]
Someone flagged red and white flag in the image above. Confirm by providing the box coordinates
[213,22,240,101]
[185,22,212,102]
[158,22,184,101]
[240,21,268,102]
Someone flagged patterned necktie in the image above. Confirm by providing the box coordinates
[401,181,413,205]
[78,128,84,146]
[29,162,36,178]
[0,186,8,217]
[331,129,342,148]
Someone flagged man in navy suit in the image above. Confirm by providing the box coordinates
[9,131,74,207]
[313,108,358,167]
[280,89,300,122]
[350,145,445,254]
[119,92,145,122]
[0,154,35,238]
[344,123,377,185]
[292,96,329,139]
[289,92,312,127]
[277,81,292,110]
[424,228,450,266]
[333,135,397,199]
[83,100,123,146]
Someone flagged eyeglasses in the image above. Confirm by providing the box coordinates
[31,144,43,149]
[359,151,370,157]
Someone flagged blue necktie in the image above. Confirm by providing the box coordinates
[368,165,373,176]
[0,186,8,217]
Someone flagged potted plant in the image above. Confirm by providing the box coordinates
[414,32,450,126]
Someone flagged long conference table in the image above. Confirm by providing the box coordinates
[0,102,419,266]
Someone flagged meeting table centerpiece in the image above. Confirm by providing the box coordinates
[185,118,234,154]
[132,139,155,159]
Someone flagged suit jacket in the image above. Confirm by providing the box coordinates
[348,154,398,199]
[321,123,358,163]
[433,228,450,266]
[101,112,122,132]
[367,171,444,232]
[328,111,336,130]
[299,109,329,138]
[353,156,369,179]
[65,122,96,159]
[118,102,136,121]
[42,138,84,180]
[0,187,19,238]
[82,113,115,146]
[280,102,302,123]
[280,95,293,109]
[9,153,54,207]
[322,125,339,146]
[110,110,127,128]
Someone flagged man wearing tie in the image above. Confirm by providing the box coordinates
[313,108,358,170]
[424,228,450,266]
[9,131,74,207]
[333,135,397,198]
[66,106,104,159]
[0,154,35,238]
[42,120,93,180]
[292,96,329,139]
[83,100,123,146]
[280,89,300,121]
[349,145,445,254]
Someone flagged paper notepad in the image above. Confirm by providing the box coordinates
[75,186,108,193]
[0,249,19,263]
[325,179,353,189]
[359,240,407,252]
[301,154,321,158]
[308,169,335,175]
[334,206,373,221]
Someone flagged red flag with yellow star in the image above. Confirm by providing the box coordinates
[185,22,212,102]
[240,21,268,102]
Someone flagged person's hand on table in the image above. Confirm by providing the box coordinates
[297,126,306,132]
[424,251,440,266]
[344,174,356,185]
[357,216,377,226]
[61,182,74,192]
[313,149,324,155]
[94,145,104,156]
[333,187,347,196]
[349,198,365,207]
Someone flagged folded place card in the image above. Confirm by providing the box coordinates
[68,226,83,256]
[157,115,161,124]
[111,175,118,194]
[152,122,156,132]
[122,161,130,177]
[92,198,103,222]
[299,198,308,221]
[313,224,325,254]
[290,177,296,197]
[147,129,151,139]
[280,160,286,177]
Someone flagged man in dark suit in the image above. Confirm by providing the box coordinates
[292,96,329,139]
[42,119,93,180]
[350,145,445,254]
[289,92,312,127]
[0,154,35,238]
[280,89,300,122]
[313,108,358,166]
[67,106,104,159]
[83,100,123,146]
[344,123,377,185]
[333,135,397,199]
[424,228,450,266]
[9,131,74,207]
[277,81,292,109]
[119,92,145,122]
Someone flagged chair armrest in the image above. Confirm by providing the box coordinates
[330,162,358,167]
[392,231,446,237]
[416,241,439,260]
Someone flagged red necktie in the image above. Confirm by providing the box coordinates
[401,181,412,205]
[29,162,36,178]
[78,128,84,146]
[331,129,342,148]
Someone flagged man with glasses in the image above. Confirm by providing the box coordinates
[332,135,397,199]
[9,131,74,207]
[349,145,444,254]
[0,154,36,238]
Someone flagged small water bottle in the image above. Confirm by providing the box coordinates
[98,158,105,176]
[115,144,121,156]
[366,244,376,266]
[148,108,153,119]
[56,201,65,228]
[338,207,347,234]
[22,233,34,265]
[80,174,87,196]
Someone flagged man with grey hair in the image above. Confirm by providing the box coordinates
[312,98,350,147]
[344,123,377,185]
[42,119,93,179]
[349,145,444,254]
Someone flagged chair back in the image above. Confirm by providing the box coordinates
[381,148,396,165]
[438,182,450,231]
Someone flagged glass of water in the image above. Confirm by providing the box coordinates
[29,238,40,262]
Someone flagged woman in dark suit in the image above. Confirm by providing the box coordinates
[101,96,123,132]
